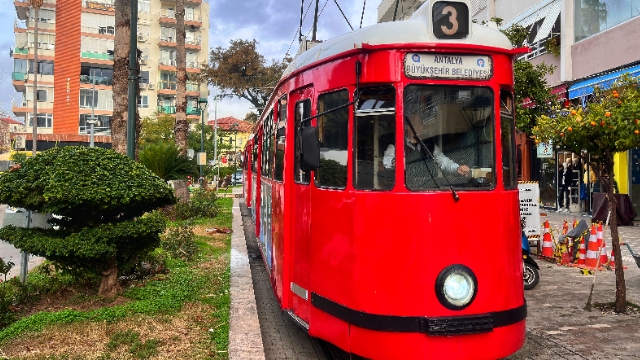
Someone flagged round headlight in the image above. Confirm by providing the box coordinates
[435,265,478,310]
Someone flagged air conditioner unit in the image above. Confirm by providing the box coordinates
[14,136,25,150]
[138,35,146,42]
[147,83,155,90]
[139,82,147,89]
[140,58,147,65]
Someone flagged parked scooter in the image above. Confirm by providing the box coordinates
[522,231,540,290]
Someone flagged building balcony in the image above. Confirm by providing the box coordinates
[14,0,56,20]
[157,105,201,115]
[158,81,176,91]
[83,0,115,12]
[159,9,202,26]
[12,72,26,81]
[13,47,29,55]
[81,26,115,36]
[80,75,113,86]
[81,51,114,61]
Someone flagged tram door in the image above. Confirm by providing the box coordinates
[288,89,314,323]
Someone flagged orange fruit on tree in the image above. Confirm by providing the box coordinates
[636,119,639,124]
[605,111,611,117]
[614,93,619,98]
[571,110,577,115]
[560,132,564,137]
[618,101,622,105]
[635,130,640,135]
[601,121,606,126]
[567,127,573,132]
[590,121,597,126]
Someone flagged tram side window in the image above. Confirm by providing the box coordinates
[500,90,517,189]
[274,96,286,182]
[353,86,396,191]
[294,100,312,184]
[252,141,258,173]
[316,90,349,189]
[262,112,274,179]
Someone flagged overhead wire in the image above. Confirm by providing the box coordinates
[285,0,315,57]
[399,0,420,20]
[333,0,353,31]
[359,0,366,28]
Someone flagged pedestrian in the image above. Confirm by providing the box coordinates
[558,160,574,212]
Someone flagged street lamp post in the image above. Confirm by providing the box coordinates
[198,97,208,187]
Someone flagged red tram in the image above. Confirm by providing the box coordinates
[242,1,526,358]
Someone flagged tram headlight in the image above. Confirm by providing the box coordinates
[435,265,478,310]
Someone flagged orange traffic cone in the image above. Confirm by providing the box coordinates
[541,220,553,258]
[572,219,579,229]
[597,224,607,269]
[585,225,599,269]
[609,249,616,269]
[577,237,586,265]
[562,220,569,235]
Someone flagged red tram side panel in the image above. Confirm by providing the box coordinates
[249,1,526,359]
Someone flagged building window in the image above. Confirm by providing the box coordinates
[575,0,640,42]
[139,0,151,13]
[138,95,148,108]
[36,90,47,102]
[29,60,54,75]
[27,113,53,128]
[79,114,111,135]
[79,89,97,109]
[139,71,149,84]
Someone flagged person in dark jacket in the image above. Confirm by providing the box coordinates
[558,159,575,212]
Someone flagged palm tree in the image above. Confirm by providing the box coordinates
[29,0,43,156]
[112,0,131,155]
[173,0,189,201]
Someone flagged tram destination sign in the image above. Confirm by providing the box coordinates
[404,53,492,80]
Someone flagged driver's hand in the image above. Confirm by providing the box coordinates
[457,165,470,176]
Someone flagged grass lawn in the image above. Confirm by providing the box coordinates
[0,197,233,360]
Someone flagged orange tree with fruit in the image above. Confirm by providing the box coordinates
[532,74,640,313]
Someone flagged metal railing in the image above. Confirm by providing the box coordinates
[159,58,177,66]
[79,125,111,135]
[159,9,202,22]
[81,51,114,61]
[80,75,113,85]
[81,26,115,35]
[186,82,200,92]
[157,105,176,114]
[186,38,201,46]
[158,81,177,90]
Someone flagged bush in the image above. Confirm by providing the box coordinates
[163,189,219,221]
[161,223,198,261]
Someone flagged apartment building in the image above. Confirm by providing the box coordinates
[11,0,209,149]
[377,0,640,212]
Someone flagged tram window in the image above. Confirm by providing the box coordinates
[252,141,258,173]
[262,111,274,180]
[353,86,396,191]
[294,99,312,184]
[403,85,495,191]
[274,96,286,182]
[316,90,349,189]
[501,90,517,189]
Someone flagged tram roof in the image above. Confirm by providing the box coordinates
[282,1,513,79]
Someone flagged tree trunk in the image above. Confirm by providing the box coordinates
[604,162,626,313]
[174,0,188,156]
[99,258,122,297]
[112,0,131,155]
[174,179,190,203]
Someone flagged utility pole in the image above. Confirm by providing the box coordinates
[312,0,320,41]
[126,0,138,159]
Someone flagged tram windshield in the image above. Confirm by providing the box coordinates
[403,85,494,191]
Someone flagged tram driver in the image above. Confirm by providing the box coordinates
[382,114,470,177]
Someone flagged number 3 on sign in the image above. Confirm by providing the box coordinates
[441,6,458,35]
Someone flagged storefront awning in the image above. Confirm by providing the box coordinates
[568,63,640,99]
[502,0,561,44]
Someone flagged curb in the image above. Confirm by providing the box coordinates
[228,196,265,360]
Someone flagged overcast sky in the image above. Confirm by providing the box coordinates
[0,0,379,122]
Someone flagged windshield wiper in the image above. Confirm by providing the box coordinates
[404,117,460,202]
